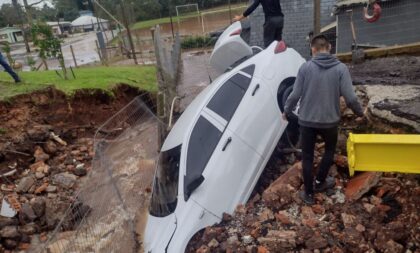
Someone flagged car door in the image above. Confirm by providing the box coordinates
[227,65,287,158]
[183,68,262,217]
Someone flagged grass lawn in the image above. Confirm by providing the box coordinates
[132,3,247,30]
[0,66,157,101]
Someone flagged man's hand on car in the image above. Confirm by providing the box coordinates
[233,15,245,22]
[282,113,288,121]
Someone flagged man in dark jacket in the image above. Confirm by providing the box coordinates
[283,35,364,205]
[234,0,283,48]
[0,44,21,83]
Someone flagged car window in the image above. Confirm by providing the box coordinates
[149,145,181,217]
[184,116,222,200]
[207,65,255,122]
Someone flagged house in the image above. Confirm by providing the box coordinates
[71,16,110,33]
[248,0,420,57]
[46,21,72,36]
[0,27,24,44]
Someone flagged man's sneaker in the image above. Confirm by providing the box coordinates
[299,190,315,205]
[314,176,336,193]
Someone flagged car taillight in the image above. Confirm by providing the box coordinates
[275,40,287,54]
[230,29,242,36]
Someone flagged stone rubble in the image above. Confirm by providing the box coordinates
[186,110,419,253]
[0,126,94,251]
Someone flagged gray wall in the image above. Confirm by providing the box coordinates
[336,0,420,53]
[248,0,336,59]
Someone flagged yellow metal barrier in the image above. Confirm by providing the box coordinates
[347,133,420,176]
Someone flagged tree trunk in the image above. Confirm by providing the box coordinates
[11,0,31,53]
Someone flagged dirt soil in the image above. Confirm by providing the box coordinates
[349,56,420,86]
[0,85,155,251]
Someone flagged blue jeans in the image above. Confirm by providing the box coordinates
[0,52,20,82]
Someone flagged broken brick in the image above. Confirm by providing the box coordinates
[345,172,382,201]
[262,163,302,209]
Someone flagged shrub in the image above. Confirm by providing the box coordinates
[181,35,216,49]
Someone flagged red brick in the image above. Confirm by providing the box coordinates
[345,172,382,201]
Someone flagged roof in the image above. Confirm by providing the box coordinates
[335,0,392,8]
[0,27,22,33]
[46,21,72,26]
[71,16,109,27]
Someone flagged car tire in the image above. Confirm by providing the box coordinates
[281,85,299,123]
[280,83,300,148]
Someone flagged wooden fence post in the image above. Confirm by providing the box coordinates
[70,45,78,68]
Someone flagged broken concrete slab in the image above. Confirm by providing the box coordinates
[345,172,382,201]
[362,85,420,132]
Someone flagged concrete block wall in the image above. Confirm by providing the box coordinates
[336,0,420,53]
[248,0,336,59]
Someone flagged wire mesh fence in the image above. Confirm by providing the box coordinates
[38,94,164,253]
[334,0,420,54]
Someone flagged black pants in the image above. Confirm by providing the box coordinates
[263,16,284,48]
[0,53,20,82]
[300,126,338,195]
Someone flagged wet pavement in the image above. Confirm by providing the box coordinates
[177,50,218,111]
[7,31,115,71]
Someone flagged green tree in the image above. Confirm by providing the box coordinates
[51,0,80,21]
[0,3,21,26]
[32,22,68,79]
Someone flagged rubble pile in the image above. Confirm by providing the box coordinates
[0,86,146,251]
[187,159,419,253]
[0,126,94,251]
[187,98,419,253]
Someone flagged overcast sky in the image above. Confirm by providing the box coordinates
[0,0,52,7]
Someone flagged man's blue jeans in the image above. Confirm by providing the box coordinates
[0,52,20,82]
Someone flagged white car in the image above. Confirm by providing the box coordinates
[144,22,306,253]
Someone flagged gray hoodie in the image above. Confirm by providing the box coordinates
[284,53,363,128]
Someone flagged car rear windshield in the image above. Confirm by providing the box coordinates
[149,145,181,217]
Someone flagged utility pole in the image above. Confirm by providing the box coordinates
[314,0,321,35]
[119,0,138,65]
[12,0,30,53]
[22,0,34,24]
[228,0,232,24]
[168,0,175,39]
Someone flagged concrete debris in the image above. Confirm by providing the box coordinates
[0,198,17,218]
[186,131,418,252]
[53,173,77,189]
[363,85,420,132]
[16,177,35,193]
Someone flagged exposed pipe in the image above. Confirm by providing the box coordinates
[168,96,181,130]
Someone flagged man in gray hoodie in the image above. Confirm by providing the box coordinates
[283,34,364,205]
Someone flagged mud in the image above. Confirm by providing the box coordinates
[349,56,420,86]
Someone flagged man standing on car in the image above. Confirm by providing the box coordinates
[234,0,284,48]
[0,43,21,83]
[283,34,364,205]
